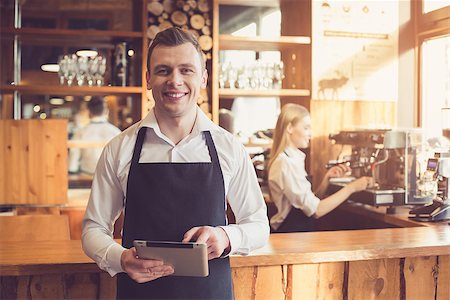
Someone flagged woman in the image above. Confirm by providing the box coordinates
[268,104,373,233]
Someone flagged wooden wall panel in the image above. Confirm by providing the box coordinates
[310,100,396,188]
[291,262,345,299]
[0,215,70,242]
[64,273,99,299]
[437,255,450,300]
[232,266,286,300]
[348,258,400,299]
[29,275,65,299]
[0,120,68,205]
[404,256,438,299]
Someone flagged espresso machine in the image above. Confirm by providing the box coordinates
[409,153,450,221]
[328,129,429,208]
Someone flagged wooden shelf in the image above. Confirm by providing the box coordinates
[219,35,311,51]
[1,28,143,39]
[0,85,143,96]
[218,0,279,7]
[219,88,310,97]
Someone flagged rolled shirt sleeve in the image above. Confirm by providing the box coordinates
[82,140,127,276]
[268,148,320,230]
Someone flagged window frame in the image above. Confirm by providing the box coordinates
[414,1,450,126]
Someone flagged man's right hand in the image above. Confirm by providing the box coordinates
[120,247,174,283]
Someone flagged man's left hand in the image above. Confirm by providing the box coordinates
[182,226,231,260]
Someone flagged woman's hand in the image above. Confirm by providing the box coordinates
[120,247,174,283]
[325,163,351,179]
[348,176,375,193]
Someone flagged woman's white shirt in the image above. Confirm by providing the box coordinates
[82,107,269,276]
[268,147,320,230]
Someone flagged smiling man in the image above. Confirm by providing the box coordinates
[81,27,269,299]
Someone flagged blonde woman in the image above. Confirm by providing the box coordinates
[268,104,373,232]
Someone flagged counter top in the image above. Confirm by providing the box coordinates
[1,226,449,275]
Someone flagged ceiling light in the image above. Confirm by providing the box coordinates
[128,49,135,57]
[65,96,74,102]
[41,64,60,72]
[49,98,65,105]
[33,105,41,112]
[76,49,98,57]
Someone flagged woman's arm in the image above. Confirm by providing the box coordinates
[313,176,373,218]
[314,164,351,198]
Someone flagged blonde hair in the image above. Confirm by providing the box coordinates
[268,104,310,171]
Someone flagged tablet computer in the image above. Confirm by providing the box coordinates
[133,240,209,277]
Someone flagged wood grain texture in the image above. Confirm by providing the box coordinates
[437,255,450,300]
[0,120,68,205]
[404,256,437,300]
[310,100,396,188]
[254,266,286,300]
[2,227,450,275]
[64,273,99,299]
[291,262,345,299]
[232,266,286,300]
[60,207,85,240]
[0,215,70,242]
[232,266,255,300]
[30,274,64,299]
[348,259,400,300]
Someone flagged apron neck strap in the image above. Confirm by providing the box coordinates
[131,128,218,166]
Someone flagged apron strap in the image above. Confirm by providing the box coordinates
[131,129,221,170]
[204,131,221,169]
[131,127,147,168]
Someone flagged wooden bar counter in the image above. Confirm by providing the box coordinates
[1,222,450,299]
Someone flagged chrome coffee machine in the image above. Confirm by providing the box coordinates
[409,153,450,221]
[328,129,428,208]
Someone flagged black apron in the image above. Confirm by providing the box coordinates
[117,128,233,300]
[272,207,313,233]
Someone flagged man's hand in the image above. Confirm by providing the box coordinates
[182,226,231,260]
[120,247,174,283]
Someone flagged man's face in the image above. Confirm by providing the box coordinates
[147,43,207,119]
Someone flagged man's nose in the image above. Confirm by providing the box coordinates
[167,71,183,86]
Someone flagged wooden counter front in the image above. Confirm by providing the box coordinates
[1,226,450,299]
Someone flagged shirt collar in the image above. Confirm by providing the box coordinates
[90,116,108,123]
[284,146,306,159]
[136,106,217,136]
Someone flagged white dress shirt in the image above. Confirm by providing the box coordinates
[82,107,270,276]
[268,147,320,230]
[69,116,121,174]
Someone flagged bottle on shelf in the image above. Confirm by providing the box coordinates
[112,42,129,86]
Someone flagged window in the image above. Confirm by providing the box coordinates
[421,35,450,139]
[416,1,450,140]
[423,0,449,13]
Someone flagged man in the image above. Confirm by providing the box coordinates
[82,27,269,299]
[68,97,121,175]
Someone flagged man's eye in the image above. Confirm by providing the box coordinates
[181,68,194,74]
[155,69,169,75]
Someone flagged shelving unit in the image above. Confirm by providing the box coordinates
[219,88,310,98]
[0,84,143,96]
[211,0,312,123]
[219,35,311,51]
[0,0,148,122]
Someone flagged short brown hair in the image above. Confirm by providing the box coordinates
[87,96,106,117]
[146,27,205,72]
